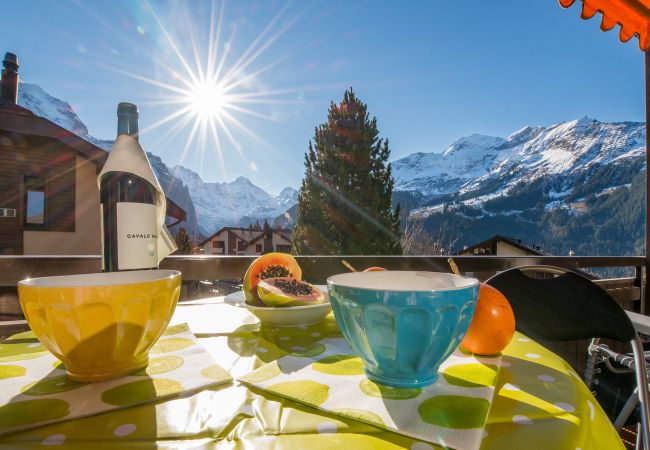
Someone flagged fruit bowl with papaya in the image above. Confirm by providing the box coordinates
[224,253,331,327]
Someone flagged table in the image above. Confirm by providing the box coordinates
[0,297,626,450]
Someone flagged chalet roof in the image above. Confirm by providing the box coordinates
[0,99,186,222]
[242,229,292,249]
[0,99,107,166]
[460,235,543,256]
[274,230,292,244]
[199,227,254,246]
[199,226,292,248]
[230,228,262,243]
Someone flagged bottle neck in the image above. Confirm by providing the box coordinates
[117,113,139,140]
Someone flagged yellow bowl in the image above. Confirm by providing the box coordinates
[18,270,181,382]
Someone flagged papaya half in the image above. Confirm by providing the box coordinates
[243,253,302,305]
[257,277,325,307]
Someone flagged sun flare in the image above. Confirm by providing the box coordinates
[98,0,324,177]
[189,81,227,120]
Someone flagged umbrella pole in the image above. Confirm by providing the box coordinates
[646,50,650,314]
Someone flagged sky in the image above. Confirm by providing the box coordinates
[0,0,645,194]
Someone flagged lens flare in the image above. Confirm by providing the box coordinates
[189,81,227,120]
[89,0,341,181]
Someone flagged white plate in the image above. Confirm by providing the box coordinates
[224,285,331,328]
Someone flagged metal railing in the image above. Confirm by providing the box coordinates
[0,255,645,370]
[0,254,645,307]
[0,254,644,279]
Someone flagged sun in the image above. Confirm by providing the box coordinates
[102,0,319,174]
[188,81,228,120]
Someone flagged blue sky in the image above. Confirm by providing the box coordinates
[1,0,644,194]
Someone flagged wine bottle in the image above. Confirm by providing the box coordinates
[100,102,158,271]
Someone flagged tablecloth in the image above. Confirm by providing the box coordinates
[0,298,626,450]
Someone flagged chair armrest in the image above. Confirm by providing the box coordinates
[626,311,650,337]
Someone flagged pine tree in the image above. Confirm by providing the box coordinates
[174,226,193,254]
[292,88,402,255]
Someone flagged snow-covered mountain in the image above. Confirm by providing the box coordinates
[16,82,298,238]
[172,165,298,235]
[16,80,643,251]
[18,82,113,151]
[392,117,645,218]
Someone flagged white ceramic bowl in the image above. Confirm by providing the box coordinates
[224,285,331,327]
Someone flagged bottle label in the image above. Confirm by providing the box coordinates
[117,202,158,270]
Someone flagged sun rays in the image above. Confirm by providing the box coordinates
[92,0,324,179]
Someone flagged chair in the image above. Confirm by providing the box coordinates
[585,312,650,447]
[486,265,650,450]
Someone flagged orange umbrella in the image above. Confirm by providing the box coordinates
[559,0,650,50]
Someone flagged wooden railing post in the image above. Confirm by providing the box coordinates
[634,265,645,315]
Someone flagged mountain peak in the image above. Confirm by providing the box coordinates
[572,115,598,127]
[278,186,295,194]
[232,176,254,185]
[442,133,504,156]
[173,165,202,182]
[18,82,90,138]
[504,125,545,146]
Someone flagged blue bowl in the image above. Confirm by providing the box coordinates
[327,271,479,388]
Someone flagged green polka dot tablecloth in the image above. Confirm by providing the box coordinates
[238,337,501,450]
[0,323,231,436]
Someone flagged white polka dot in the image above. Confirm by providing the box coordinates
[500,361,512,367]
[537,375,555,382]
[279,336,290,341]
[256,347,268,353]
[554,402,576,412]
[576,447,582,450]
[310,332,321,337]
[42,434,66,445]
[316,421,337,434]
[27,343,41,348]
[411,443,435,450]
[512,415,534,425]
[291,346,305,351]
[587,400,595,420]
[503,383,521,391]
[299,325,308,330]
[517,337,531,342]
[247,339,257,344]
[113,424,137,437]
[56,381,65,386]
[525,353,541,359]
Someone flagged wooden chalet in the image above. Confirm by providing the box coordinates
[458,235,543,257]
[199,226,292,255]
[0,52,186,255]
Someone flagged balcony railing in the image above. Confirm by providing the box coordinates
[1,254,645,372]
[1,254,644,304]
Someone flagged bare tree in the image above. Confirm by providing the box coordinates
[401,218,459,255]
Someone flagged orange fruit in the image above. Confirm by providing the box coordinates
[363,267,387,272]
[460,284,515,355]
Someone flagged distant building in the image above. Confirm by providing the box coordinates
[199,226,293,255]
[459,235,543,257]
[0,52,186,255]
